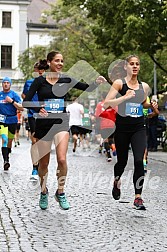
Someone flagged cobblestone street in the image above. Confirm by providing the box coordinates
[0,137,167,252]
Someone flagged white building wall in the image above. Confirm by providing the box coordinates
[0,4,19,70]
[0,0,55,81]
[0,2,29,80]
[28,31,53,47]
[19,6,29,53]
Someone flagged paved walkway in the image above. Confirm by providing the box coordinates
[0,137,167,252]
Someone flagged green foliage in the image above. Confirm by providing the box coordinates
[18,0,167,96]
[46,1,121,99]
[62,0,167,91]
[18,46,47,80]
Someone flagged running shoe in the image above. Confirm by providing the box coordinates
[112,150,117,156]
[55,190,70,210]
[112,179,121,200]
[30,169,38,181]
[99,145,102,154]
[39,190,48,210]
[107,151,112,162]
[143,159,147,167]
[111,144,117,156]
[143,160,147,175]
[4,161,10,171]
[77,137,80,147]
[133,197,146,210]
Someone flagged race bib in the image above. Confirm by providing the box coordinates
[125,103,143,117]
[82,117,91,127]
[0,114,6,123]
[44,99,64,113]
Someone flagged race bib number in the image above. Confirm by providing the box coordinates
[44,99,64,113]
[125,103,143,117]
[0,114,6,123]
[82,118,91,127]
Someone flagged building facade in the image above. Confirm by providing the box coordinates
[0,0,30,79]
[27,0,56,48]
[0,0,56,82]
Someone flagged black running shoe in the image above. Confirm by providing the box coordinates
[4,161,10,171]
[107,157,112,162]
[133,197,146,210]
[112,179,121,200]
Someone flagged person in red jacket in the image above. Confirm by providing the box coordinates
[95,92,117,162]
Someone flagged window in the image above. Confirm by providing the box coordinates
[2,11,11,28]
[1,46,12,69]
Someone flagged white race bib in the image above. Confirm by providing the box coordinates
[44,99,64,113]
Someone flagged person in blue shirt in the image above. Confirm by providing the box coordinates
[0,77,23,170]
[21,61,45,180]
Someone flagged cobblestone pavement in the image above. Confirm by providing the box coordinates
[0,137,167,252]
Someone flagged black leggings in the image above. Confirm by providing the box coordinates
[114,128,146,195]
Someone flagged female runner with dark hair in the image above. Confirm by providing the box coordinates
[104,55,158,210]
[23,51,106,210]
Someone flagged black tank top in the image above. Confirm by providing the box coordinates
[116,79,145,126]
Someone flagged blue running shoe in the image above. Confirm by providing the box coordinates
[143,159,147,175]
[55,191,70,210]
[30,169,38,181]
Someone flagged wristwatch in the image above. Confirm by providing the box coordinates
[11,100,15,104]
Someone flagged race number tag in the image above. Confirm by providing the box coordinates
[0,114,6,123]
[125,103,143,117]
[44,99,64,113]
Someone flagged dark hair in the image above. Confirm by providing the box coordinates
[38,59,48,70]
[109,60,126,82]
[33,60,48,70]
[47,51,61,62]
[34,62,40,68]
[71,96,78,102]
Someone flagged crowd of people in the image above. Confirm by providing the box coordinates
[0,52,163,212]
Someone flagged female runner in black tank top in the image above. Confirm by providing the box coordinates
[104,55,158,210]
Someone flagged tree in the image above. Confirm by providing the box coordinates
[46,0,116,76]
[18,0,167,95]
[18,46,47,80]
[43,0,115,99]
[63,0,167,73]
